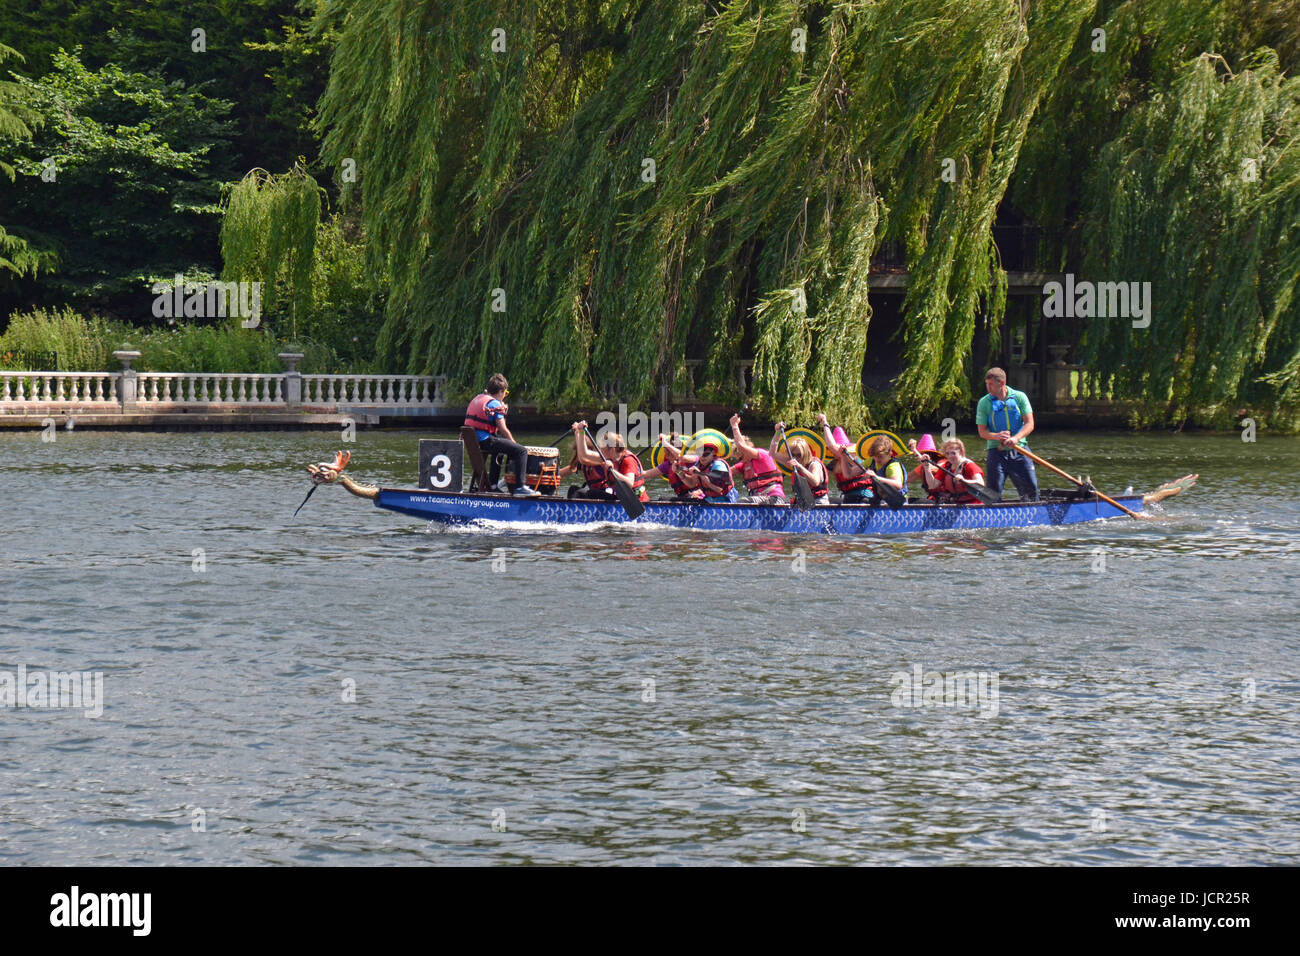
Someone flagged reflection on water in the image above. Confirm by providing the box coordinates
[0,428,1297,864]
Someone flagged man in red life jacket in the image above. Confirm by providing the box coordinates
[463,373,539,496]
[569,421,648,502]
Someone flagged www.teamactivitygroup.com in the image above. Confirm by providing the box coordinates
[0,665,103,718]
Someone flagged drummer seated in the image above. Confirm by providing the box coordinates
[463,373,539,497]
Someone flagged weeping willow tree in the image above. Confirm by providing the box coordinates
[1077,51,1300,427]
[315,0,1097,425]
[219,166,323,339]
[1008,0,1300,429]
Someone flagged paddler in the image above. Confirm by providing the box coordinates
[818,413,873,504]
[924,438,987,504]
[463,373,539,496]
[976,367,1039,501]
[770,426,830,505]
[728,413,787,503]
[570,422,649,502]
[655,434,705,500]
[861,435,907,506]
[680,441,738,503]
[908,433,949,501]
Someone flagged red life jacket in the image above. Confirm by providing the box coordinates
[584,452,646,498]
[463,393,499,435]
[936,459,984,504]
[835,456,873,494]
[582,462,609,490]
[668,458,696,496]
[808,460,830,499]
[738,451,785,496]
[699,459,734,497]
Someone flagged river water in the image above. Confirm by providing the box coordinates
[2,428,1297,865]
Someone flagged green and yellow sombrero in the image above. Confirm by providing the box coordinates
[855,429,908,460]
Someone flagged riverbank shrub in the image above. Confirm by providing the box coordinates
[0,308,334,372]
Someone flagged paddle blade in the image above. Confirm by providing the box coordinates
[874,478,905,510]
[792,474,815,510]
[965,481,998,506]
[612,476,645,520]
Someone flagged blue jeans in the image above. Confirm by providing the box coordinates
[985,447,1039,501]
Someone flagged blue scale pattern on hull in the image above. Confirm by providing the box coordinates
[373,489,1144,534]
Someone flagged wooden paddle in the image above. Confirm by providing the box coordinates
[777,426,816,510]
[1013,445,1143,519]
[581,426,646,520]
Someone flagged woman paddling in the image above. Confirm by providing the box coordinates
[818,413,875,504]
[656,433,705,500]
[861,435,908,506]
[729,413,787,504]
[771,426,830,505]
[682,441,738,503]
[570,422,649,503]
[911,437,986,504]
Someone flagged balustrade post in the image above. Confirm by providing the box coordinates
[114,351,142,410]
[279,352,304,408]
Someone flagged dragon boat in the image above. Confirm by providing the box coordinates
[304,451,1197,536]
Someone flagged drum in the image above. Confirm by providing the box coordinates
[506,445,561,494]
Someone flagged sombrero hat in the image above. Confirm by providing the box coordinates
[682,428,733,460]
[855,429,908,460]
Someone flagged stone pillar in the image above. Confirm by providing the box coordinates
[279,352,304,408]
[114,350,141,410]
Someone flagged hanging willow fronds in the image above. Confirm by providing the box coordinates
[219,165,323,336]
[1080,51,1300,427]
[314,0,1102,424]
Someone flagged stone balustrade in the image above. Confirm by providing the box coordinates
[0,371,119,404]
[0,351,447,414]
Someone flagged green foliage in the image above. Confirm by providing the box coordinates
[1080,52,1300,429]
[0,49,235,309]
[0,305,334,372]
[0,306,118,368]
[0,43,58,278]
[131,323,332,373]
[293,211,386,370]
[316,0,1093,426]
[219,166,323,339]
[0,0,331,174]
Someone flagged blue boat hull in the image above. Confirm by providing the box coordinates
[372,489,1145,534]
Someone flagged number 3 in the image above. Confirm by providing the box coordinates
[429,454,452,488]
